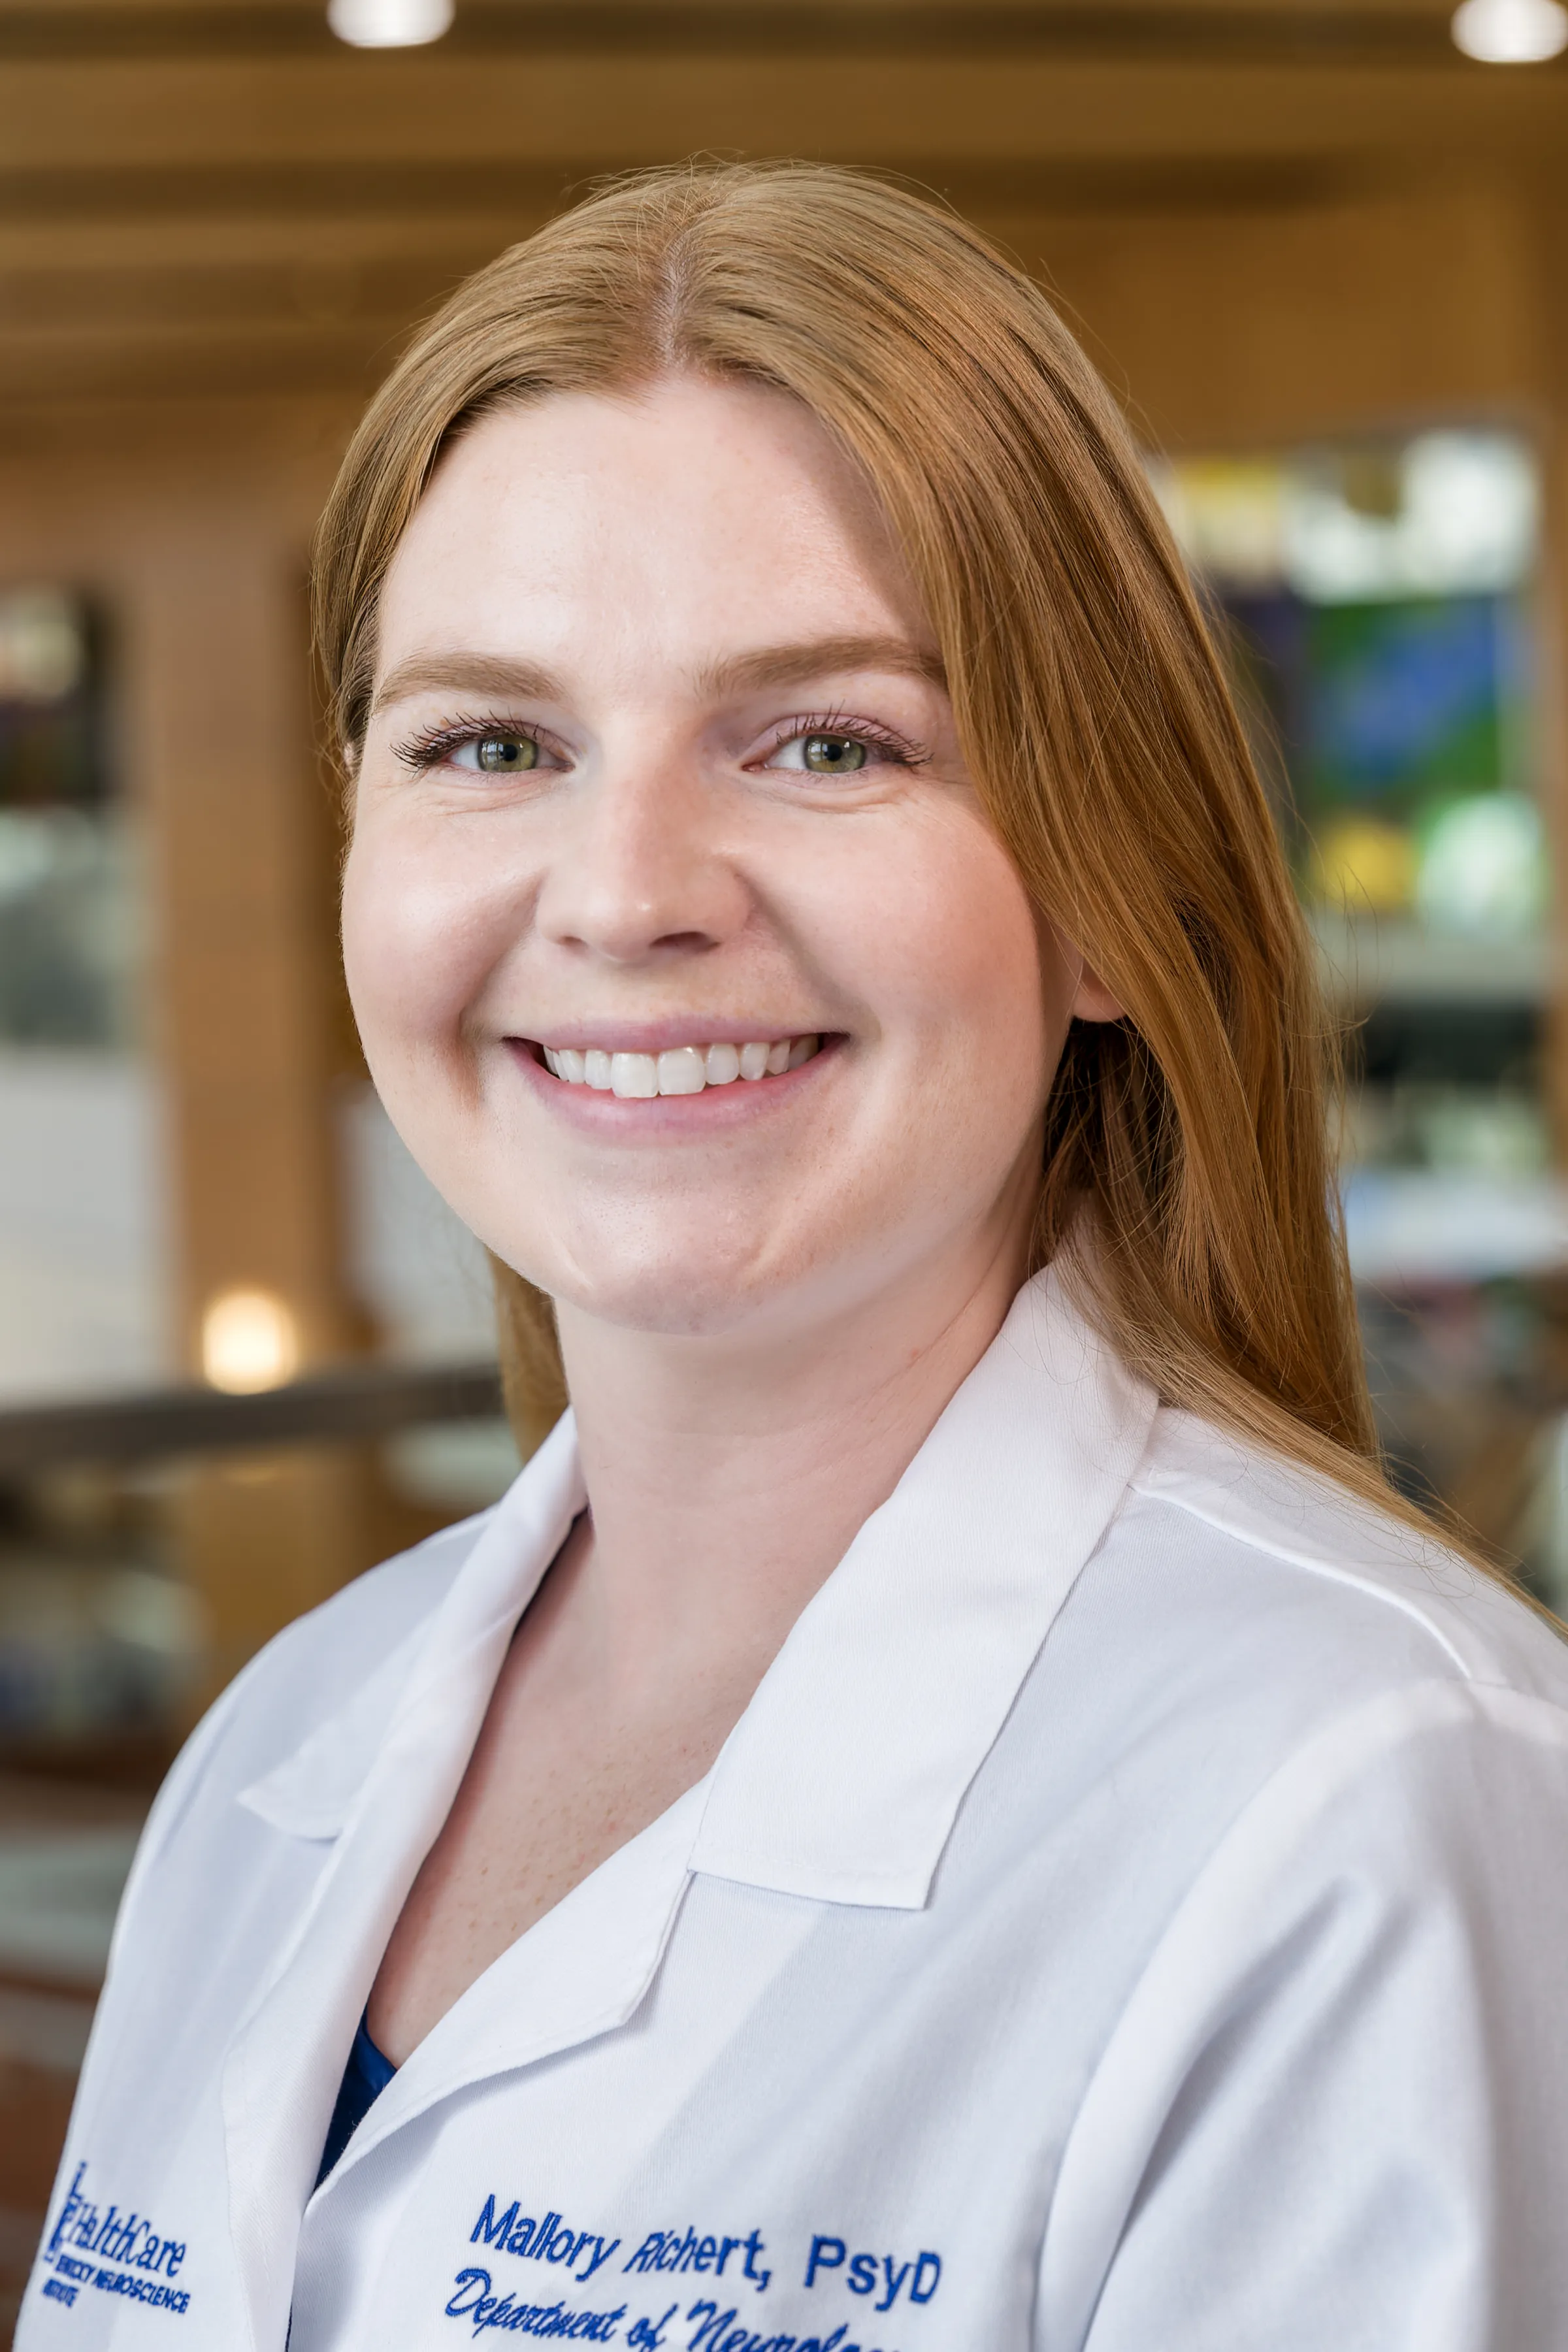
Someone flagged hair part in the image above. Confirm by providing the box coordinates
[314,159,1505,1569]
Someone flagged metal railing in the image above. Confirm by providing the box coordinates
[0,1359,505,1475]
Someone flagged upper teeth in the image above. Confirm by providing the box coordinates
[542,1037,821,1097]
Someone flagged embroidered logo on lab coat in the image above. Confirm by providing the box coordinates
[37,2161,193,2317]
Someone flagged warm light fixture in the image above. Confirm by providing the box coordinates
[327,0,453,46]
[1452,0,1568,61]
[201,1286,301,1394]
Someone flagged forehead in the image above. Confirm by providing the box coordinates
[375,377,926,687]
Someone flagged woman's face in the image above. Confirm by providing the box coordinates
[344,377,1109,1349]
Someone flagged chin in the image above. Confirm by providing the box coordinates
[565,1272,781,1342]
[521,1230,818,1344]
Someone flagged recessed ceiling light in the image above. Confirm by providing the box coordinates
[328,0,454,47]
[1452,0,1568,62]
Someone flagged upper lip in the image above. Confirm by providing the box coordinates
[513,1020,828,1054]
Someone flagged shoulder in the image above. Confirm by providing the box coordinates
[998,1406,1568,1896]
[237,1505,492,1743]
[1098,1422,1568,1974]
[1012,1413,1568,2033]
[1122,1405,1568,1702]
[1026,1421,1568,2350]
[123,1507,495,1883]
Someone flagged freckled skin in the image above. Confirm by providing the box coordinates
[347,380,1121,2058]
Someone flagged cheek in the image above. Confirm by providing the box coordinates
[340,820,508,1064]
[849,812,1053,1109]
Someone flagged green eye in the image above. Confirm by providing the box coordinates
[802,734,868,774]
[476,735,539,772]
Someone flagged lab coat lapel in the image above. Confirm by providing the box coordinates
[323,1776,712,2190]
[221,1414,584,2352]
[691,1266,1159,1906]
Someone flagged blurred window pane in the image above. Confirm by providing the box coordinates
[0,589,135,1050]
[1156,431,1544,945]
[0,587,167,1410]
[1158,427,1568,1599]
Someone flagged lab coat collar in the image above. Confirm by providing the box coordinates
[691,1265,1158,1908]
[237,1420,587,1841]
[242,1267,1156,1905]
[242,1267,1156,1910]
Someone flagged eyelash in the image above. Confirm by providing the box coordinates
[389,709,926,774]
[756,710,925,769]
[391,711,551,773]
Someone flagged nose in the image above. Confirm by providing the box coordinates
[534,734,750,966]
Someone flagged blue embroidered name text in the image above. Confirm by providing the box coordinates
[472,2200,621,2283]
[802,2240,939,2313]
[625,2229,770,2292]
[446,2266,626,2338]
[683,2308,890,2352]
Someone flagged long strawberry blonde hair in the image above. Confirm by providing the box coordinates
[316,159,1452,1543]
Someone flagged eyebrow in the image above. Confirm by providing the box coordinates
[370,653,565,717]
[369,634,946,719]
[693,634,947,698]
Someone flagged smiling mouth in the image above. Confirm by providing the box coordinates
[540,1035,823,1099]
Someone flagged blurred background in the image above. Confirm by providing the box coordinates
[2,0,1568,2325]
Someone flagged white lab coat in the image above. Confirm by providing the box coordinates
[20,1269,1568,2351]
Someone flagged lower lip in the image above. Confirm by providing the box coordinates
[503,1037,840,1134]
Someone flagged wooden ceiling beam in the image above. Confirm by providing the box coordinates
[0,206,531,270]
[0,2,1493,71]
[0,54,1561,175]
[0,152,1382,231]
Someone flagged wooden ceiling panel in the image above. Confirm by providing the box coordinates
[0,0,1559,409]
[1012,187,1543,447]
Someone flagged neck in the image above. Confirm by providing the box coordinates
[551,1215,1032,1691]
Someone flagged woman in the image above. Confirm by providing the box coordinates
[25,164,1568,2352]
